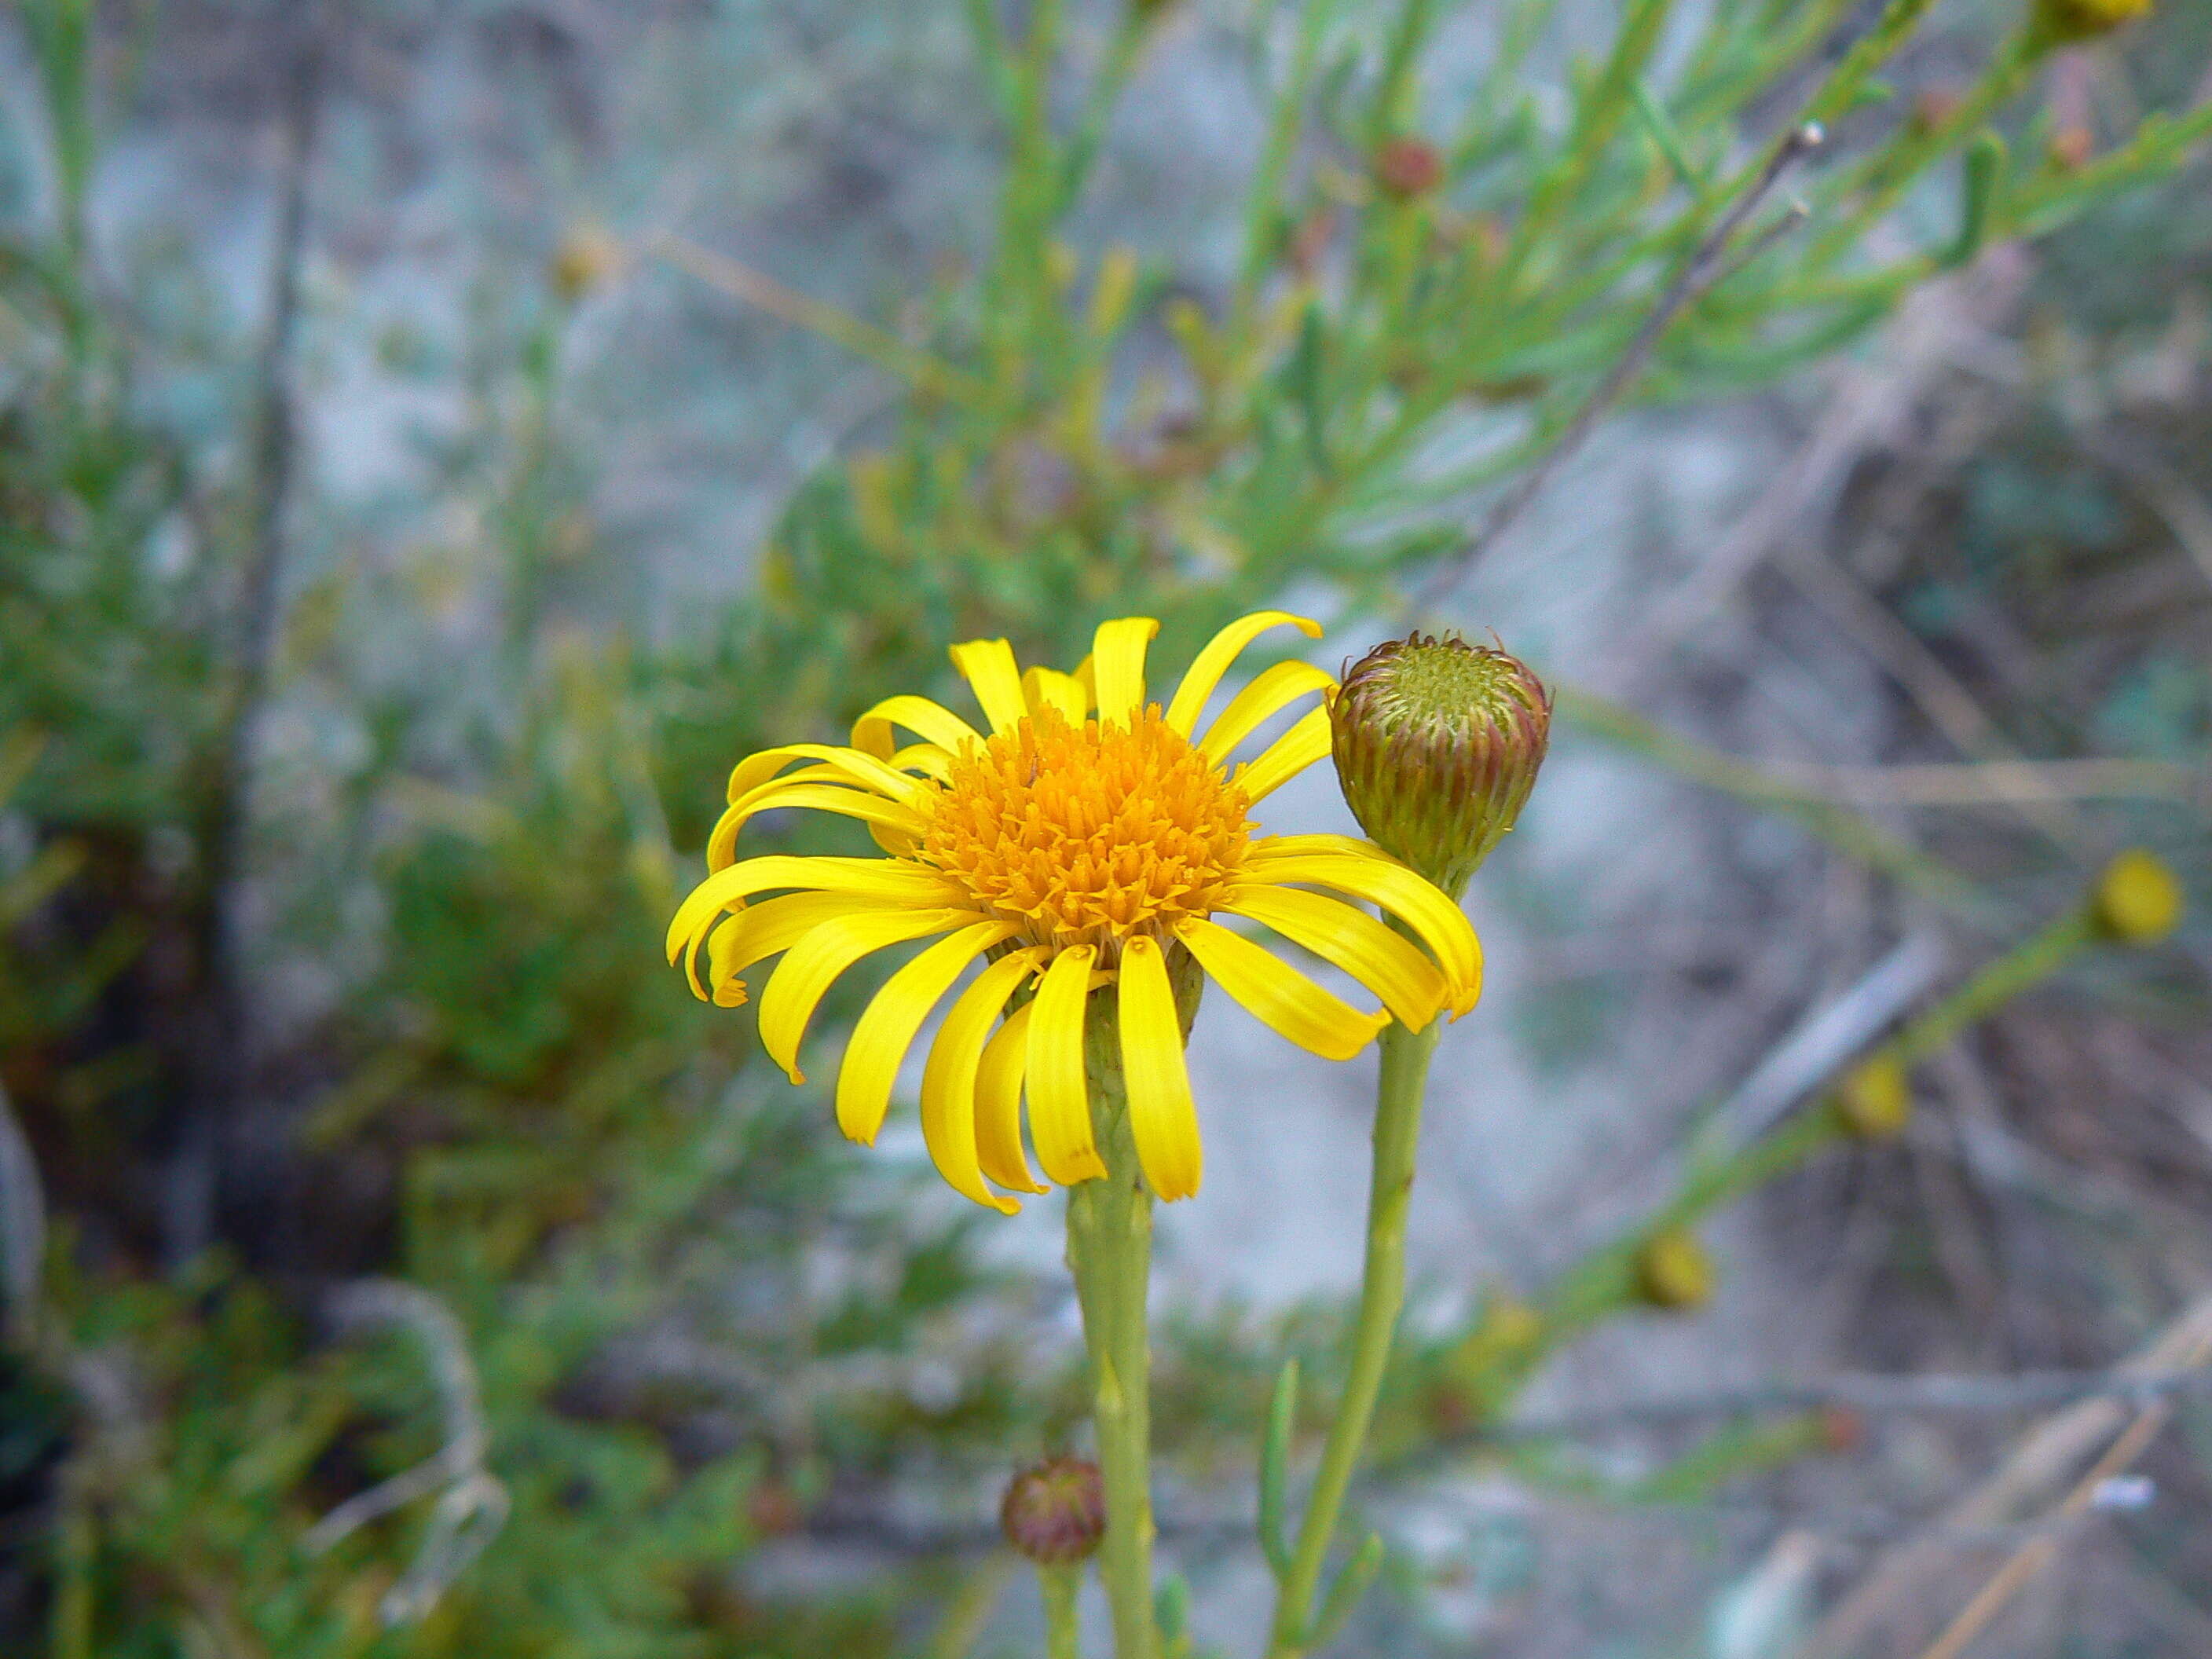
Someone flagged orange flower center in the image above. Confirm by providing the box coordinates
[917,705,1252,953]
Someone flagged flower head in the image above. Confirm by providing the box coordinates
[2091,849,2184,945]
[551,223,624,302]
[1001,1457,1107,1564]
[1635,1227,1713,1310]
[668,613,1481,1210]
[1834,1054,1912,1140]
[2035,0,2152,42]
[1331,632,1551,897]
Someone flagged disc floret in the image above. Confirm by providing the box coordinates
[917,705,1254,959]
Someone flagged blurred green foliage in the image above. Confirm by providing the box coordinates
[0,0,2205,1653]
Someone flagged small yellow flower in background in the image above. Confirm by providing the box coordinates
[1835,1053,1912,1140]
[2035,0,2152,42]
[550,223,625,302]
[1635,1227,1714,1310]
[2091,848,2184,945]
[668,612,1482,1211]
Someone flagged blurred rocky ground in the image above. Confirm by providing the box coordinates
[5,0,2210,1652]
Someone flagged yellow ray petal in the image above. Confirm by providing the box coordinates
[975,1000,1048,1195]
[1174,916,1388,1061]
[1196,662,1337,763]
[725,742,926,808]
[1236,833,1376,859]
[1242,846,1482,1011]
[1117,936,1203,1202]
[709,889,887,991]
[705,767,891,864]
[833,921,1019,1151]
[756,908,972,1084]
[1229,704,1334,800]
[913,947,1043,1210]
[1165,610,1323,737]
[851,694,981,762]
[667,855,960,964]
[890,742,952,782]
[949,638,1030,735]
[1220,884,1447,1028]
[1026,946,1108,1185]
[1091,617,1160,727]
[1023,665,1089,723]
[706,782,930,870]
[697,912,746,1005]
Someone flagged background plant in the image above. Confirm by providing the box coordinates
[1,0,2207,1653]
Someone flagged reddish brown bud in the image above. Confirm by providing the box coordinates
[2047,126,2094,170]
[746,1480,806,1537]
[1373,137,1445,201]
[1001,1457,1106,1565]
[1910,88,1963,135]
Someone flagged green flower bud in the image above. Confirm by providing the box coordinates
[1636,1227,1713,1311]
[1000,1456,1106,1565]
[1835,1054,1912,1140]
[1330,633,1551,897]
[2091,849,2184,945]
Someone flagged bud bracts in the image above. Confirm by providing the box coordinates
[1001,1457,1108,1565]
[1330,633,1551,897]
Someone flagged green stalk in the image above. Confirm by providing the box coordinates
[1804,30,2041,268]
[1265,1015,1442,1658]
[1042,1564,1084,1659]
[1066,1040,1158,1659]
[1894,907,2092,1066]
[1466,899,2100,1413]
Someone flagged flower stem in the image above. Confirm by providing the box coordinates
[1041,1564,1084,1659]
[1067,1042,1158,1659]
[1265,1014,1442,1658]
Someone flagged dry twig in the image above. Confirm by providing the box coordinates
[0,1075,44,1342]
[1410,123,1826,612]
[306,1280,508,1627]
[1804,1295,2212,1657]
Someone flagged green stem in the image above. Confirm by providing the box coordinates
[1804,31,2041,269]
[1265,1016,1441,1658]
[1895,907,2091,1066]
[1042,1564,1084,1659]
[1483,901,2098,1404]
[1066,1048,1158,1659]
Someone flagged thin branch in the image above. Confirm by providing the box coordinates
[170,1,325,1265]
[1716,932,1947,1144]
[1758,754,2205,807]
[1807,1295,2212,1658]
[1919,1402,2173,1659]
[1490,1364,2212,1443]
[1600,246,2032,698]
[0,1075,45,1342]
[1409,119,1825,613]
[650,232,983,405]
[306,1280,507,1628]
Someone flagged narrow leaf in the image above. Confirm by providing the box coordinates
[1309,1532,1386,1648]
[1259,1357,1300,1578]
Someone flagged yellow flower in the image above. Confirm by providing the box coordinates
[2036,0,2152,42]
[667,612,1481,1211]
